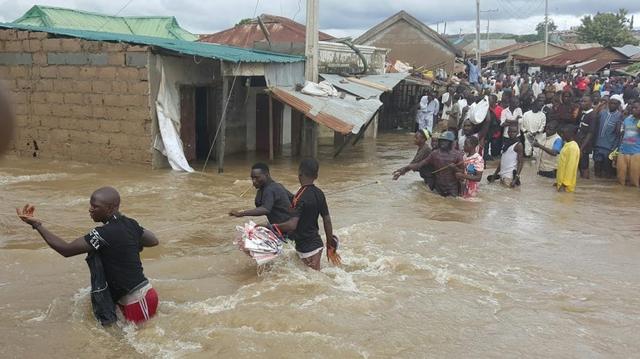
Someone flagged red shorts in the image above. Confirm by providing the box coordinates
[118,287,158,323]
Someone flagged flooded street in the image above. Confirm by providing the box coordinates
[1,132,639,358]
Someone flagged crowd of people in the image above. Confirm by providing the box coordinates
[405,67,640,197]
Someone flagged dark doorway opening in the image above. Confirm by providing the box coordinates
[195,87,209,160]
[256,94,283,155]
[180,86,216,163]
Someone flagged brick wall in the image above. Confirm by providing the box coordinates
[0,29,153,164]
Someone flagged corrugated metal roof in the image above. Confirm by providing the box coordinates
[613,45,640,58]
[270,87,382,135]
[0,23,305,64]
[199,14,334,47]
[13,5,198,41]
[319,73,408,99]
[535,47,624,68]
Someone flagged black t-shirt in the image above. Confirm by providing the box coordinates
[255,180,293,224]
[289,185,328,253]
[84,214,147,301]
[577,110,597,153]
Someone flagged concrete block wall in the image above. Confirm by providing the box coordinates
[0,29,153,165]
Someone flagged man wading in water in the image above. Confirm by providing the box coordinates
[16,187,159,324]
[393,131,465,197]
[268,159,339,270]
[230,162,292,227]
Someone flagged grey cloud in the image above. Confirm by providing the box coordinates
[2,0,639,35]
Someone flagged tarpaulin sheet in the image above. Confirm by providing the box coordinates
[154,57,194,172]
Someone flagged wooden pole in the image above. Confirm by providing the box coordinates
[217,73,228,174]
[268,94,274,160]
[476,0,481,70]
[303,0,319,158]
[544,0,549,57]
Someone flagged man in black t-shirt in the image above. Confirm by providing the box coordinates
[17,187,159,324]
[270,159,337,270]
[577,95,597,179]
[230,162,293,225]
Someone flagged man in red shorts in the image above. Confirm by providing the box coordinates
[17,187,159,324]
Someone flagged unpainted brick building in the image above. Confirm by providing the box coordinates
[0,26,305,170]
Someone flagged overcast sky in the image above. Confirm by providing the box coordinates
[1,0,639,37]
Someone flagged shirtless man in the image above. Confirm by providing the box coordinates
[393,131,464,197]
[16,187,159,324]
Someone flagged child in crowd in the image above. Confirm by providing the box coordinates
[457,136,484,198]
[555,125,581,192]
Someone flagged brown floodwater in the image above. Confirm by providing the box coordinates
[1,132,639,358]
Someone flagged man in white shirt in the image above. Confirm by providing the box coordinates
[440,87,455,127]
[416,92,430,131]
[500,97,523,138]
[426,91,440,133]
[522,100,547,158]
[532,78,543,98]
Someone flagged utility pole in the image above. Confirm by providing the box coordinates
[443,22,447,35]
[544,0,549,56]
[480,9,499,42]
[303,0,319,157]
[475,0,481,69]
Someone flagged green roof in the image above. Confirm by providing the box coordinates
[0,23,305,64]
[13,5,198,41]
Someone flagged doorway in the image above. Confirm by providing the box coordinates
[180,86,215,162]
[255,94,283,155]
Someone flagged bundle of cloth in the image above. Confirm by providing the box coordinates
[235,222,285,266]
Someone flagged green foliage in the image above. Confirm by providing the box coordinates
[512,20,557,43]
[236,18,254,26]
[577,9,639,47]
[535,20,557,39]
[515,34,540,43]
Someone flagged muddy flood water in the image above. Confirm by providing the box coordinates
[1,132,639,358]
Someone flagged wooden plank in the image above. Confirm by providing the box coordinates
[268,94,274,161]
[217,76,228,174]
[179,86,196,162]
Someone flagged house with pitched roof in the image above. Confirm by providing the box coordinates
[0,22,304,171]
[200,14,388,75]
[354,10,461,74]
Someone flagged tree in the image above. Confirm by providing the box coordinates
[535,20,557,40]
[236,18,254,26]
[515,34,540,43]
[576,9,639,47]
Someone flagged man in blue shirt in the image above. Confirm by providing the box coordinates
[467,59,480,87]
[594,96,624,178]
[617,101,640,187]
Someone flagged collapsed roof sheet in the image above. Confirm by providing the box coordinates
[270,87,382,135]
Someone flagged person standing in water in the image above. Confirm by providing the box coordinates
[269,159,338,270]
[230,163,292,226]
[555,125,581,192]
[489,125,524,187]
[16,187,159,324]
[393,131,464,197]
[456,136,484,198]
[409,129,435,189]
[616,100,640,187]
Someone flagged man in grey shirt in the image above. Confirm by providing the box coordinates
[229,162,293,224]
